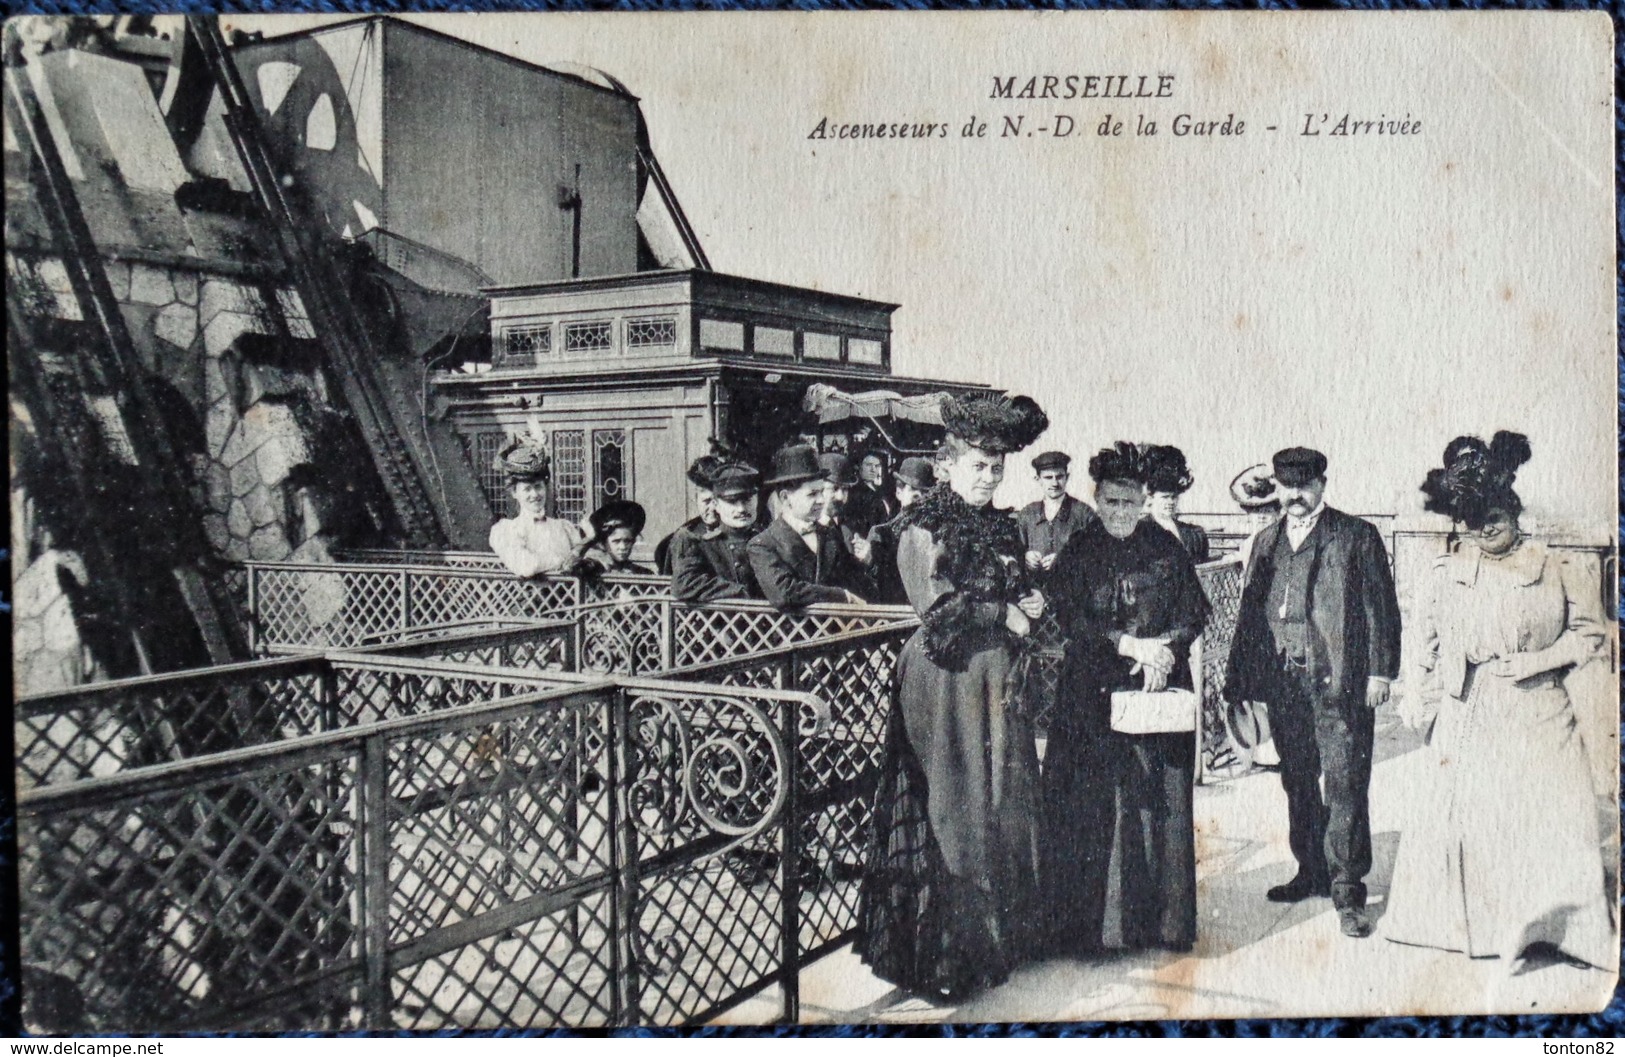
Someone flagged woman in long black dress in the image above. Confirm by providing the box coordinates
[1041,442,1210,954]
[856,393,1050,1002]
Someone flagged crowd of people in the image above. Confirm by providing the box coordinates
[483,400,1612,1005]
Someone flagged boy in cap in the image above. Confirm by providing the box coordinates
[749,443,868,607]
[489,439,591,578]
[1015,450,1098,575]
[1223,447,1401,939]
[670,461,764,602]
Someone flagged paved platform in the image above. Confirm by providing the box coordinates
[718,705,1618,1025]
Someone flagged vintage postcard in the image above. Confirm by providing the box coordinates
[6,10,1616,1031]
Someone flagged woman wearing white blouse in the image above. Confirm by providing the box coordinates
[488,440,589,578]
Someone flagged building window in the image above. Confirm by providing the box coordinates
[754,326,794,357]
[804,332,842,361]
[496,324,551,368]
[467,431,513,517]
[563,321,613,355]
[593,429,629,510]
[625,316,677,350]
[699,318,745,352]
[551,430,587,522]
[849,337,884,366]
[497,323,555,369]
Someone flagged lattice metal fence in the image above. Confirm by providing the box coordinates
[247,562,677,654]
[665,623,912,975]
[15,614,915,1031]
[14,638,569,792]
[1195,559,1246,778]
[246,560,912,680]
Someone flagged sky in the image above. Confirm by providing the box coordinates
[224,12,1615,535]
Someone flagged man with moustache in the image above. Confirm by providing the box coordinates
[1223,448,1401,939]
[670,461,764,602]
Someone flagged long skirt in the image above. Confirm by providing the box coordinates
[1041,718,1197,954]
[1383,668,1615,968]
[855,633,1044,1000]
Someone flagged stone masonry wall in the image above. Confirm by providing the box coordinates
[10,252,345,692]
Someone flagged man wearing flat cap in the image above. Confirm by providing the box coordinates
[1015,450,1098,578]
[749,444,868,607]
[1224,447,1401,939]
[670,461,764,602]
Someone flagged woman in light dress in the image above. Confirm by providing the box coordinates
[1385,432,1614,972]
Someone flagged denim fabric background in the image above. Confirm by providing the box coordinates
[0,0,1620,1038]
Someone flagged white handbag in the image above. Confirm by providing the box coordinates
[1110,687,1198,735]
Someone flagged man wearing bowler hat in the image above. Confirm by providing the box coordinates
[1223,448,1401,938]
[818,452,873,564]
[1015,450,1098,576]
[749,443,869,607]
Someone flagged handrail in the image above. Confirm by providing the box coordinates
[354,617,570,646]
[15,653,329,710]
[661,619,917,682]
[16,681,609,810]
[17,592,904,1028]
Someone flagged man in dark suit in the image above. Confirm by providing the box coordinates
[818,452,871,564]
[845,450,897,537]
[749,444,869,607]
[670,462,763,602]
[1015,450,1098,579]
[1223,448,1401,939]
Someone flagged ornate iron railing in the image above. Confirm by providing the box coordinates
[244,555,1246,773]
[14,631,570,790]
[15,618,916,1030]
[246,560,589,652]
[244,559,915,674]
[1194,558,1245,778]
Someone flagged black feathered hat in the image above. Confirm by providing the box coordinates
[1420,430,1531,530]
[687,439,737,489]
[939,393,1049,455]
[1143,445,1194,496]
[1088,441,1148,486]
